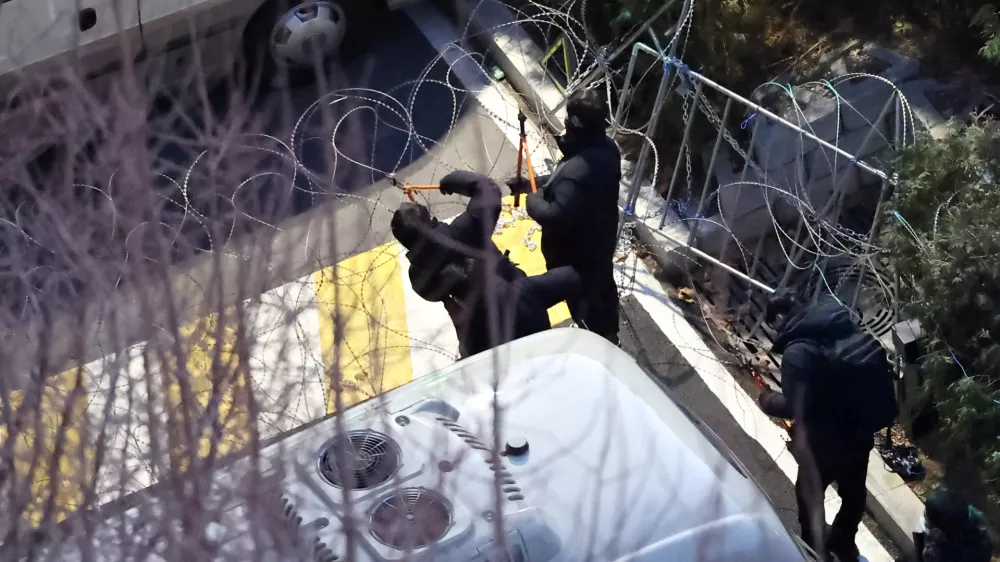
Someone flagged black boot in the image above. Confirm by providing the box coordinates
[827,528,860,562]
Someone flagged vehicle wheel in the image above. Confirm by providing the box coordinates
[241,0,379,90]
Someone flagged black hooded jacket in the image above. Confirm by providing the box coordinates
[405,171,507,304]
[761,297,896,449]
[403,171,568,357]
[526,129,621,271]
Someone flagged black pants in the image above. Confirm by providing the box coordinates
[567,265,619,344]
[516,266,583,314]
[794,440,870,560]
[455,266,583,358]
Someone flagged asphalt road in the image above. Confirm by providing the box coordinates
[4,7,521,380]
[149,7,519,262]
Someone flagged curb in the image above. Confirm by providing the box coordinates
[444,0,567,133]
[446,4,927,557]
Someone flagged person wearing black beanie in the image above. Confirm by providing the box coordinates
[508,88,622,344]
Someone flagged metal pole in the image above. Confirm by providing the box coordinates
[611,0,678,62]
[646,228,776,294]
[781,92,897,294]
[828,94,897,222]
[616,57,680,240]
[678,67,891,183]
[621,0,692,208]
[746,234,771,338]
[804,92,898,303]
[715,116,763,265]
[554,1,679,113]
[686,98,734,246]
[613,45,642,133]
[626,64,680,208]
[657,82,702,228]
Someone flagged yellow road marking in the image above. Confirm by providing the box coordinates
[493,196,572,326]
[162,310,250,468]
[314,242,414,412]
[1,207,573,526]
[1,368,92,526]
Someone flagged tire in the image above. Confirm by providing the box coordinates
[240,0,382,91]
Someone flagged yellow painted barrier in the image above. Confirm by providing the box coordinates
[162,310,250,468]
[1,368,92,526]
[0,204,574,527]
[314,242,414,412]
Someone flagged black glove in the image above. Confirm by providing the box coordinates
[505,176,533,196]
[758,389,788,419]
[440,170,483,196]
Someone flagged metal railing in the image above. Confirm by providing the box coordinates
[613,40,905,358]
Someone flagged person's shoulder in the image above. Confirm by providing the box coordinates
[780,338,827,367]
[598,134,622,155]
[428,220,460,244]
[578,135,621,161]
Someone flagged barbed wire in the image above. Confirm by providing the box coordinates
[0,0,938,553]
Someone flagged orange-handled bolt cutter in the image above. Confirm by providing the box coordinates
[390,175,439,202]
[513,111,538,208]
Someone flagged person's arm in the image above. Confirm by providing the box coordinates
[506,174,551,198]
[410,267,449,303]
[758,342,813,420]
[525,172,584,233]
[440,171,502,248]
[409,261,469,303]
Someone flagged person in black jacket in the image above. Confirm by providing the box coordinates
[509,88,622,344]
[917,488,992,562]
[759,290,898,562]
[390,170,581,357]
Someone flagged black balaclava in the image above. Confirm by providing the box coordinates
[390,202,433,251]
[561,89,607,149]
[764,288,803,331]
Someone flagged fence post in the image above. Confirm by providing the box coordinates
[613,47,642,134]
[618,55,680,239]
[658,81,703,228]
[715,116,763,268]
[686,98,734,246]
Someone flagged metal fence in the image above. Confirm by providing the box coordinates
[611,40,909,381]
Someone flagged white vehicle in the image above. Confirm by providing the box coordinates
[0,0,419,158]
[44,328,814,561]
[0,0,419,89]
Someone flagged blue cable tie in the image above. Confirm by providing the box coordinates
[623,204,636,215]
[664,57,686,73]
[740,112,757,130]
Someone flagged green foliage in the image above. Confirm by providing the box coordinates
[883,124,1000,503]
[973,4,1000,62]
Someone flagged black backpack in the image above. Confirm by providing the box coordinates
[800,332,899,437]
